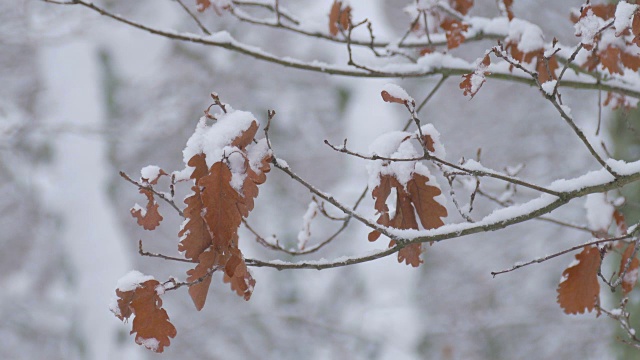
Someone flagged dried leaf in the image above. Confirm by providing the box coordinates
[329,1,341,36]
[600,45,623,75]
[339,6,352,31]
[421,134,436,153]
[130,189,163,230]
[614,209,628,235]
[230,120,258,149]
[178,154,212,262]
[183,144,268,308]
[369,173,447,267]
[114,280,177,353]
[329,1,350,36]
[440,18,469,50]
[620,50,640,72]
[223,247,256,300]
[420,47,436,56]
[178,186,212,262]
[591,4,616,20]
[381,90,407,105]
[407,173,447,230]
[557,246,601,315]
[450,0,474,16]
[460,72,485,98]
[186,246,220,311]
[633,13,640,46]
[619,243,639,295]
[503,0,514,20]
[196,0,211,12]
[536,53,559,83]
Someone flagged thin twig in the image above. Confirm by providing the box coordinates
[40,0,640,98]
[323,140,563,197]
[138,239,193,263]
[174,0,211,35]
[491,231,637,277]
[120,171,184,217]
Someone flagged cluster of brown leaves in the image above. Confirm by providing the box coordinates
[113,279,177,353]
[119,113,271,352]
[369,172,447,267]
[572,4,640,76]
[505,43,559,84]
[180,121,271,310]
[440,0,474,50]
[329,1,352,36]
[367,117,447,266]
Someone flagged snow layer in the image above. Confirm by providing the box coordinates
[614,2,638,36]
[584,193,614,231]
[115,270,155,292]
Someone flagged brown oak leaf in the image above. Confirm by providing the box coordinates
[114,279,177,353]
[619,243,640,295]
[450,0,474,16]
[502,0,514,20]
[329,1,351,36]
[130,188,163,230]
[557,246,601,315]
[178,154,212,262]
[440,18,469,50]
[381,90,407,105]
[369,173,447,267]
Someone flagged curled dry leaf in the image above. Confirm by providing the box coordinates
[619,243,639,295]
[329,1,351,36]
[460,72,485,98]
[381,90,407,105]
[113,279,177,353]
[130,188,163,230]
[557,246,601,315]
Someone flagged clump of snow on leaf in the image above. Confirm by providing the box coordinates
[584,193,614,231]
[507,19,545,54]
[182,111,255,168]
[417,124,446,158]
[367,131,421,189]
[140,165,163,183]
[381,83,414,104]
[180,109,270,193]
[614,2,638,36]
[574,9,605,47]
[115,270,155,292]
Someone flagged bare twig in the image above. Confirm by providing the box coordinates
[491,230,638,277]
[40,0,640,98]
[138,239,193,263]
[174,0,211,35]
[323,140,563,197]
[120,171,184,217]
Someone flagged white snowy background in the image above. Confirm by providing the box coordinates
[0,0,631,359]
